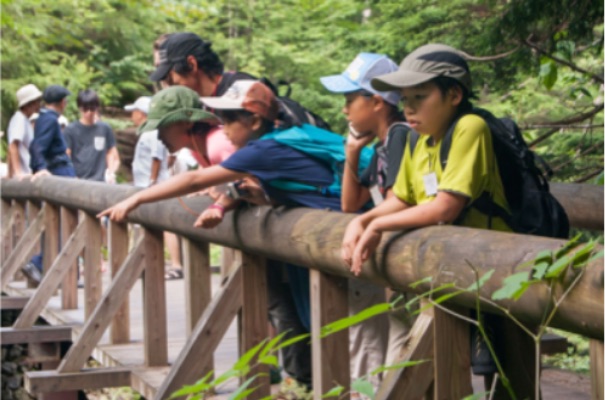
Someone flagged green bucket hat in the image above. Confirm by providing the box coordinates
[138,85,221,134]
[371,44,472,93]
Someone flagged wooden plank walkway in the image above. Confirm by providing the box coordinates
[3,270,592,399]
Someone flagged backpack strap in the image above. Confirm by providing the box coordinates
[408,130,420,157]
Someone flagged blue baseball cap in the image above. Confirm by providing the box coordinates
[320,53,400,106]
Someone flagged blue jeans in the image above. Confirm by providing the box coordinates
[30,164,76,272]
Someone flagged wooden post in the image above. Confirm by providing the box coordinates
[432,306,472,400]
[27,201,42,289]
[591,340,604,400]
[311,270,350,400]
[141,228,168,366]
[42,203,60,275]
[221,247,240,282]
[12,200,27,281]
[240,252,270,399]
[61,207,78,309]
[1,198,13,264]
[109,220,130,344]
[83,212,102,318]
[182,238,211,335]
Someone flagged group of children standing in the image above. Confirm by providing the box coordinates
[96,34,522,396]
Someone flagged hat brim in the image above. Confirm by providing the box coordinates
[371,70,437,91]
[138,108,221,135]
[124,104,137,112]
[149,62,172,82]
[18,93,42,108]
[200,97,244,110]
[319,75,362,93]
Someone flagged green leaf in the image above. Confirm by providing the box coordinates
[320,303,391,338]
[544,254,572,278]
[466,269,495,292]
[258,354,279,367]
[169,369,215,397]
[351,378,375,400]
[539,58,558,90]
[321,385,345,398]
[274,333,310,351]
[532,262,550,279]
[233,339,267,371]
[589,249,604,262]
[370,359,429,375]
[491,271,534,301]
[259,331,288,359]
[462,392,490,400]
[409,276,432,289]
[431,290,466,306]
[228,376,257,400]
[210,369,241,388]
[570,241,596,268]
[555,234,582,258]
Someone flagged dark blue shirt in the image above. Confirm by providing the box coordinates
[220,139,342,211]
[29,108,71,172]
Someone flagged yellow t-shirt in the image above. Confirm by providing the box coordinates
[393,114,512,232]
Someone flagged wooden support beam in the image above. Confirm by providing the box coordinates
[61,207,79,309]
[155,264,243,400]
[591,340,604,400]
[311,270,350,400]
[182,238,211,336]
[43,202,60,275]
[57,237,145,373]
[0,326,72,345]
[0,204,45,290]
[83,212,102,318]
[432,306,472,399]
[0,296,30,310]
[109,220,130,344]
[240,253,270,399]
[25,367,131,394]
[11,200,27,282]
[376,309,435,400]
[13,219,87,329]
[141,228,168,367]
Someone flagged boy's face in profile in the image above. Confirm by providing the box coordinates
[400,81,461,138]
[158,121,193,153]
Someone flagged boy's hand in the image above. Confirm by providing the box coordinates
[239,177,271,206]
[350,224,382,276]
[31,169,51,181]
[346,131,375,151]
[194,207,224,229]
[341,217,366,267]
[97,195,139,222]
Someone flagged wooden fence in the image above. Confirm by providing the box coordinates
[1,177,603,400]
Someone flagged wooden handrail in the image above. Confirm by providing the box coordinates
[1,177,603,340]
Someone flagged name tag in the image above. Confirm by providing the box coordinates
[423,172,438,196]
[369,185,384,205]
[94,136,106,151]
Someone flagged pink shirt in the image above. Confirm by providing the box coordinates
[192,127,237,167]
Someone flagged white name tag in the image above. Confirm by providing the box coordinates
[369,185,384,205]
[423,172,438,197]
[94,136,106,151]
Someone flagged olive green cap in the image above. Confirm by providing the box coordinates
[138,85,220,134]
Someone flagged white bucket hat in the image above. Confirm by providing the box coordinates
[16,84,43,108]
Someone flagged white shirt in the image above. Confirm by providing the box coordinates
[7,110,34,174]
[132,130,169,187]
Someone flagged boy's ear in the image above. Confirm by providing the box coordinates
[449,86,463,107]
[251,114,264,131]
[186,55,198,72]
[372,95,386,112]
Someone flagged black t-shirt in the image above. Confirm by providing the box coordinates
[360,122,410,196]
[215,71,257,96]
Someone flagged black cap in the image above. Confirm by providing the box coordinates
[149,32,210,82]
[43,85,71,103]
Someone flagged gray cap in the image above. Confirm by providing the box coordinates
[371,44,472,93]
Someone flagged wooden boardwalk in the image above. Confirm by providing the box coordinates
[2,269,593,399]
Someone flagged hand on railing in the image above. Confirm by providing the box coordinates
[350,223,382,277]
[97,195,139,222]
[341,217,364,268]
[31,169,51,181]
[194,204,225,229]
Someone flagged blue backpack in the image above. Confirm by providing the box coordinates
[260,124,373,197]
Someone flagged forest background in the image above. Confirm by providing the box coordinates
[1,0,603,183]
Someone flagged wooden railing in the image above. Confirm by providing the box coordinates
[1,177,603,400]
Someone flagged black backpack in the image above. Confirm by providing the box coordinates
[217,72,331,131]
[408,108,570,238]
